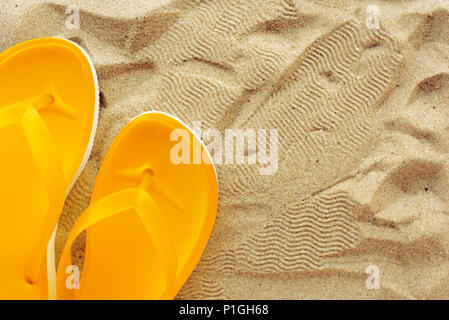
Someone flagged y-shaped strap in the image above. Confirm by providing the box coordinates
[56,188,178,300]
[0,103,66,284]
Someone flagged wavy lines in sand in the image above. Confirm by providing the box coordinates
[155,69,242,129]
[176,275,227,300]
[236,45,290,91]
[218,168,254,196]
[175,251,235,300]
[235,191,361,274]
[142,0,299,65]
[226,21,402,192]
[218,20,402,199]
[195,251,236,275]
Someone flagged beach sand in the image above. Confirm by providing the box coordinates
[2,0,449,299]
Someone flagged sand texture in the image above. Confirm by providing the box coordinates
[2,0,449,299]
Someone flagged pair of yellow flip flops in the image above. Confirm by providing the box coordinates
[0,38,218,300]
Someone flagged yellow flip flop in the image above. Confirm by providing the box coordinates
[0,38,99,299]
[56,112,218,299]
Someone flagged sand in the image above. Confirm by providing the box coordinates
[2,0,449,299]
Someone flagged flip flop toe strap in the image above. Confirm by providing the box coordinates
[56,188,178,299]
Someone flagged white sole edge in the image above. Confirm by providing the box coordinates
[46,37,99,300]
